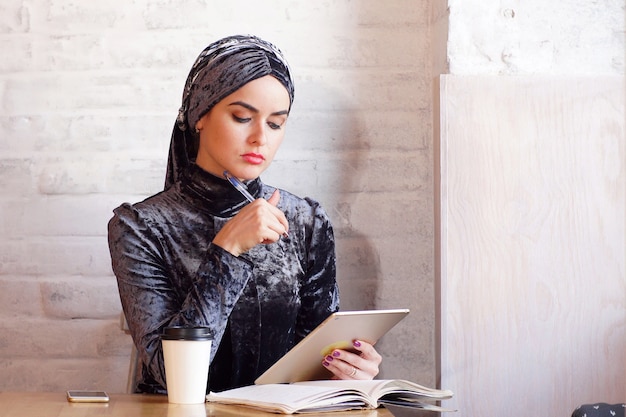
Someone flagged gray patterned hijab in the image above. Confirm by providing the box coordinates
[164,35,295,189]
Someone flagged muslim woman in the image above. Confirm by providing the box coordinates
[107,34,383,394]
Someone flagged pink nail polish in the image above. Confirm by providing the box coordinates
[332,350,341,357]
[322,361,329,367]
[325,355,333,362]
[353,340,361,348]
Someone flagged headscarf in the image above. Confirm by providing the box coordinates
[164,34,295,189]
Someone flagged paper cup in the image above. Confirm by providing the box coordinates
[162,326,212,404]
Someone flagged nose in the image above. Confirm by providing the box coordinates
[248,121,267,146]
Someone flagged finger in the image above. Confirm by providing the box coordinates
[322,355,354,380]
[265,190,289,236]
[267,189,280,206]
[241,195,287,239]
[266,222,288,241]
[341,344,380,377]
[322,350,378,380]
[262,216,288,244]
[351,340,382,363]
[323,357,365,380]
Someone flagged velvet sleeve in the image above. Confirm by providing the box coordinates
[294,197,340,341]
[107,203,251,390]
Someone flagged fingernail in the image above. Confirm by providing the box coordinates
[322,361,330,367]
[325,355,334,362]
[353,340,361,348]
[332,350,341,357]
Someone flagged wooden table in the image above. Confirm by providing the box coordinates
[0,392,392,417]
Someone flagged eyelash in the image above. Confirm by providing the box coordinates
[233,115,282,130]
[233,115,250,123]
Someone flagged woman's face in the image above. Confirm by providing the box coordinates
[194,75,290,180]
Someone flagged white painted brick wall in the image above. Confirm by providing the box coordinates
[1,0,437,393]
[447,0,625,74]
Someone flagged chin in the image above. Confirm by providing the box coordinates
[233,167,266,181]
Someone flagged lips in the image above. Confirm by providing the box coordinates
[242,153,265,165]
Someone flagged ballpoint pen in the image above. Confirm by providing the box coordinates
[223,170,288,238]
[223,170,255,203]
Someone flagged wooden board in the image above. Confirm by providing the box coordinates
[436,75,625,416]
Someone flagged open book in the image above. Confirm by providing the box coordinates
[206,379,454,414]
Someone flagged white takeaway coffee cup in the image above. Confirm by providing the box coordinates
[161,326,212,404]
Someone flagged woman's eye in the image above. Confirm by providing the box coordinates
[267,121,281,130]
[233,115,251,123]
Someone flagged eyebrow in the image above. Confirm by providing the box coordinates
[228,101,289,116]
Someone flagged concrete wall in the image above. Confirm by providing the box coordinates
[0,1,438,392]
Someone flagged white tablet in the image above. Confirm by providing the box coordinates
[254,308,410,385]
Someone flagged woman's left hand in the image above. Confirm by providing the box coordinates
[321,340,382,380]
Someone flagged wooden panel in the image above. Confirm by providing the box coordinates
[436,75,625,416]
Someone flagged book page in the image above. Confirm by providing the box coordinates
[207,379,453,414]
[207,383,372,414]
[294,379,453,400]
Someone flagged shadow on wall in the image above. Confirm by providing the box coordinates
[318,86,381,313]
[266,76,382,312]
[311,78,392,378]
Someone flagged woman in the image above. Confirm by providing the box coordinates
[108,35,382,394]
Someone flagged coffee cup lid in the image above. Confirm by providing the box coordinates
[161,326,212,341]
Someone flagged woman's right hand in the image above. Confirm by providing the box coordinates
[212,189,289,256]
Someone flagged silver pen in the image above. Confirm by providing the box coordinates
[223,170,255,203]
[223,170,288,238]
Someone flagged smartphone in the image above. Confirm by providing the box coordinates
[66,390,110,403]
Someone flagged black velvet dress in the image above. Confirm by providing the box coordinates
[107,164,339,393]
